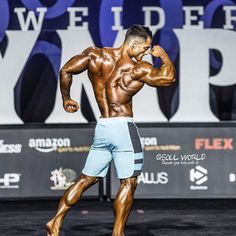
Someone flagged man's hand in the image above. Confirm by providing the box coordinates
[63,99,79,113]
[150,45,167,58]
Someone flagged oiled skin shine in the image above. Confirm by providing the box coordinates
[60,44,175,117]
[46,38,175,236]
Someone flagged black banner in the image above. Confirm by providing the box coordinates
[1,124,236,199]
[110,124,236,199]
[0,125,99,198]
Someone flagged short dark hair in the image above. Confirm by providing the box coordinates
[125,25,152,42]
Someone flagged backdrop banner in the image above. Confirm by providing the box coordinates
[1,124,236,199]
[110,124,236,199]
[0,125,100,198]
[0,1,236,124]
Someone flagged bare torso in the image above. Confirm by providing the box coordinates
[86,47,144,118]
[60,42,175,117]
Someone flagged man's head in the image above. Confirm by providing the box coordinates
[124,25,152,61]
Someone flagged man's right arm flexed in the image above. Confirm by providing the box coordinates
[59,48,94,113]
[133,45,175,87]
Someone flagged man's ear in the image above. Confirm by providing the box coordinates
[131,40,138,50]
[132,40,138,49]
[129,39,138,50]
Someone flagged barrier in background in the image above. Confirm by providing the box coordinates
[110,123,236,199]
[1,124,236,199]
[0,124,102,199]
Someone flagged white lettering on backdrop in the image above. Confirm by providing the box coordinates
[170,29,236,122]
[0,6,235,123]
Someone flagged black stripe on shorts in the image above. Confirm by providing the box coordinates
[132,170,142,177]
[127,122,142,153]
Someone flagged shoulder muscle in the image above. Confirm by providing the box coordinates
[82,47,102,59]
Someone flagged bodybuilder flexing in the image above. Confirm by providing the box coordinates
[46,25,175,236]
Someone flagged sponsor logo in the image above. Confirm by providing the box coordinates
[141,136,181,151]
[141,137,157,146]
[195,138,233,150]
[156,153,206,166]
[50,167,77,190]
[57,146,90,153]
[190,165,208,190]
[0,140,22,154]
[229,173,236,182]
[0,173,21,189]
[29,138,71,153]
[138,172,168,184]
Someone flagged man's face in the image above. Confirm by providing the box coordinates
[132,36,152,61]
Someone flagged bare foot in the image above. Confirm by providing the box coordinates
[45,218,60,236]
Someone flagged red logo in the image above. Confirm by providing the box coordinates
[195,138,233,150]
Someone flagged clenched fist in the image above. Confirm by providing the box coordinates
[63,99,79,113]
[150,45,167,58]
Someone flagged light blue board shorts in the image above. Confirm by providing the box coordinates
[82,117,144,179]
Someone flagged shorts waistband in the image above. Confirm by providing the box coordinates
[98,117,134,123]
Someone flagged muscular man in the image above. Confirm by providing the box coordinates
[46,25,175,236]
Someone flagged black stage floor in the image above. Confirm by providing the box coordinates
[0,199,236,236]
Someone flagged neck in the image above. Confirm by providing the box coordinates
[115,42,132,59]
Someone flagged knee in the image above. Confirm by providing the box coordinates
[120,177,138,192]
[74,174,98,190]
[114,178,138,206]
[65,175,98,206]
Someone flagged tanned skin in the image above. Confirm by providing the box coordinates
[46,35,175,236]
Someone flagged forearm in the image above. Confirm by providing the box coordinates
[159,53,175,79]
[59,52,90,101]
[60,68,72,101]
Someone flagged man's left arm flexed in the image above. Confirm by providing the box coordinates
[132,45,176,88]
